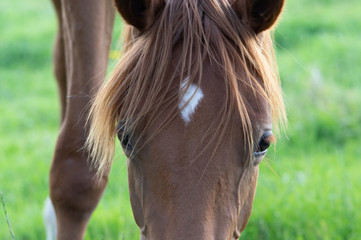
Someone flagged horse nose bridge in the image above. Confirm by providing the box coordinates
[139,148,242,239]
[144,213,236,240]
[142,187,238,240]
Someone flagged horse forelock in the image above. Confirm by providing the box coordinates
[87,0,286,178]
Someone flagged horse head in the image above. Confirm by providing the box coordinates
[88,0,285,239]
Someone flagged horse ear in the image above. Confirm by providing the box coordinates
[233,0,285,34]
[113,0,165,31]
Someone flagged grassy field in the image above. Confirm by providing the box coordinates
[1,0,360,239]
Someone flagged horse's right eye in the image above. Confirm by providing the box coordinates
[120,134,132,150]
[117,123,133,152]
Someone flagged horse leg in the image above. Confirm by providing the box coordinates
[52,0,67,123]
[43,1,67,239]
[49,0,115,239]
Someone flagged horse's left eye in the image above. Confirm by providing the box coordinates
[253,131,273,158]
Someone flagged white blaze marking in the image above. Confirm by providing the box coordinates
[43,197,57,240]
[179,77,204,124]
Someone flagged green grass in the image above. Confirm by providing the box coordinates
[0,0,360,239]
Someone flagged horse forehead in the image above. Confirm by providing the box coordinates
[178,77,205,125]
[176,74,270,129]
[177,66,225,122]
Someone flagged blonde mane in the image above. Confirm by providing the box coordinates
[86,0,286,177]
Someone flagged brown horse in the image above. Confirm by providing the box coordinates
[44,0,286,239]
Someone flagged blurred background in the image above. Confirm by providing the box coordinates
[0,0,360,239]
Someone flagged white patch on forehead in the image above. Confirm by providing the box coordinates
[178,77,204,124]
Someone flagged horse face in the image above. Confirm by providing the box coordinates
[118,59,273,239]
[107,0,284,238]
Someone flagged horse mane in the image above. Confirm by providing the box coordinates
[87,0,286,177]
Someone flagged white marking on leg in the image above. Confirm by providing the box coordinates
[179,77,204,124]
[43,197,57,240]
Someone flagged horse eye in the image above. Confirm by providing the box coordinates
[121,134,132,150]
[117,123,133,151]
[253,130,273,158]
